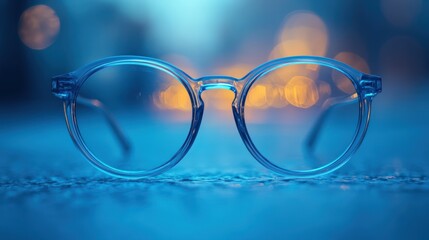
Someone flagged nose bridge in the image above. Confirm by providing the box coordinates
[197,75,238,93]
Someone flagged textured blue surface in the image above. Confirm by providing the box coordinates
[1,174,428,239]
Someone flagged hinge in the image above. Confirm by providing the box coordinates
[51,73,76,100]
[360,74,382,98]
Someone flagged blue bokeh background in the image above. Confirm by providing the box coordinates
[1,1,429,239]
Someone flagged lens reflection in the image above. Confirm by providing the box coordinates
[244,64,359,171]
[76,64,192,171]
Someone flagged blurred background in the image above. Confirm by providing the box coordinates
[1,0,428,172]
[1,0,429,239]
[2,0,429,101]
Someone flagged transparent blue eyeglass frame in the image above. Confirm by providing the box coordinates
[52,55,382,179]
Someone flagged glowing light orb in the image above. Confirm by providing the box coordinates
[284,76,319,108]
[332,52,369,94]
[18,5,60,50]
[153,84,191,111]
[271,11,328,59]
[247,85,268,108]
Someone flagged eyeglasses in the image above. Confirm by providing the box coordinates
[52,55,381,179]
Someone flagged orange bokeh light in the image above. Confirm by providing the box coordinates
[271,11,328,59]
[153,83,192,111]
[284,76,319,108]
[332,52,370,94]
[246,85,268,108]
[18,5,60,50]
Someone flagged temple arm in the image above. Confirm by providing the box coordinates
[77,96,131,155]
[304,94,358,154]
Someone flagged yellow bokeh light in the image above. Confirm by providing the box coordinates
[153,83,191,111]
[18,5,60,50]
[267,11,328,100]
[265,63,320,89]
[247,85,268,108]
[270,40,312,59]
[332,52,370,94]
[246,74,290,109]
[154,55,196,111]
[284,76,319,108]
[265,83,288,108]
[271,11,328,59]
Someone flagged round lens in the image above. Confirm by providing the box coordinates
[244,64,359,171]
[76,64,193,171]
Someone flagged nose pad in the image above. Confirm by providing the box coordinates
[196,76,239,110]
[198,76,239,93]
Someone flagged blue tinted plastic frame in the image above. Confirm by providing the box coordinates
[52,55,382,179]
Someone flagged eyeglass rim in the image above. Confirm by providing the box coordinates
[57,55,380,179]
[235,58,373,177]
